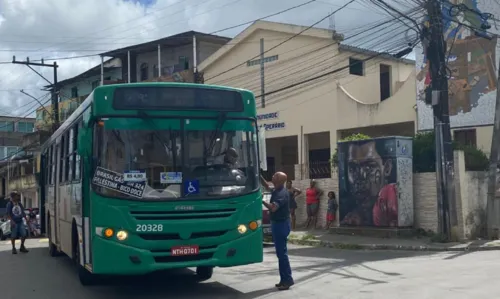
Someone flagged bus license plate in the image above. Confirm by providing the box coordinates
[171,245,199,256]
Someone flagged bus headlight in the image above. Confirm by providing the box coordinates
[237,224,247,234]
[116,230,128,241]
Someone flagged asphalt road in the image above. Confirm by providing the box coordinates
[1,238,499,299]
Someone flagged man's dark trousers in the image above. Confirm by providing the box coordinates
[272,220,293,285]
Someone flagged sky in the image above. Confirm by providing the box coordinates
[0,0,421,118]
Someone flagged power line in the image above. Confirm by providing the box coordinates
[210,6,422,89]
[204,0,357,82]
[0,0,320,65]
[257,35,415,107]
[222,18,420,91]
[255,40,416,99]
[257,36,414,111]
[0,94,51,131]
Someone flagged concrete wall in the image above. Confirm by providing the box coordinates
[413,172,438,233]
[290,150,488,240]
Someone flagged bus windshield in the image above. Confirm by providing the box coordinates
[93,122,259,200]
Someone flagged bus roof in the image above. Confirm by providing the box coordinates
[41,82,257,151]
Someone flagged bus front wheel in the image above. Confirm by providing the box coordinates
[76,241,96,286]
[196,266,213,281]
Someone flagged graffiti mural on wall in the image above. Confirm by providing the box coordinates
[338,137,414,227]
[415,0,499,130]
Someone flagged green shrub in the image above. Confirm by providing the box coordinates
[414,131,489,172]
[331,133,371,168]
[413,132,436,173]
[332,131,489,172]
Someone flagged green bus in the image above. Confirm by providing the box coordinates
[39,82,267,285]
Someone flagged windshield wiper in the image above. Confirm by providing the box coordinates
[204,112,227,160]
[137,111,178,170]
[138,111,172,152]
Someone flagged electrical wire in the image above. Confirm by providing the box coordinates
[0,0,319,62]
[0,1,323,105]
[208,5,423,87]
[204,0,357,82]
[259,36,416,108]
[256,36,418,106]
[209,6,423,89]
[219,18,420,91]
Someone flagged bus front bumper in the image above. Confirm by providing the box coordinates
[91,230,263,275]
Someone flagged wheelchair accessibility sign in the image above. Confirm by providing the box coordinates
[184,180,200,195]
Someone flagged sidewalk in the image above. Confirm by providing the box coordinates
[287,230,500,252]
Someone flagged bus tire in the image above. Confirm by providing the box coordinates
[78,266,96,286]
[72,221,79,265]
[47,215,60,257]
[196,266,214,281]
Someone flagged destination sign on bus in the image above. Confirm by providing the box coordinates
[92,167,146,198]
[113,86,244,111]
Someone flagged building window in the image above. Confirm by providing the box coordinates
[91,80,99,90]
[153,64,159,78]
[247,55,278,67]
[179,56,189,70]
[140,63,149,81]
[7,146,19,159]
[0,121,14,132]
[17,122,34,133]
[454,129,476,147]
[71,87,78,98]
[380,64,391,101]
[349,57,364,76]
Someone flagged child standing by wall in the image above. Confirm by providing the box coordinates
[325,191,338,230]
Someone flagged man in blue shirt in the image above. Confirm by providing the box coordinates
[6,191,29,254]
[261,172,294,290]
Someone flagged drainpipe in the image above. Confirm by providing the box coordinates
[127,51,131,83]
[193,35,198,83]
[157,44,161,78]
[100,56,104,86]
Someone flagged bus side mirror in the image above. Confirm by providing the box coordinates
[258,129,267,171]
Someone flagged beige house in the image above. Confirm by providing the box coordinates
[200,21,418,180]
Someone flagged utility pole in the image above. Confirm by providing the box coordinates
[486,59,500,239]
[12,56,59,132]
[424,0,456,240]
[260,38,266,108]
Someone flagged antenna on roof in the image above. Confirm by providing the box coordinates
[328,9,336,31]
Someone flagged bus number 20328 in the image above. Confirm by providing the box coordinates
[136,224,164,232]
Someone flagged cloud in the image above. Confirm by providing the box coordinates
[0,0,417,117]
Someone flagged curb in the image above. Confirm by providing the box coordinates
[287,238,500,252]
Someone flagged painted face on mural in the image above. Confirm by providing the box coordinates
[347,141,392,199]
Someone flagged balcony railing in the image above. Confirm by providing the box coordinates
[142,69,194,83]
[8,174,37,191]
[21,131,51,149]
